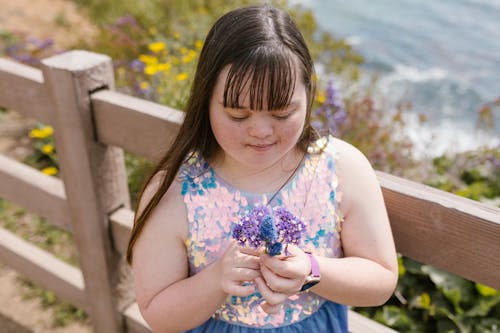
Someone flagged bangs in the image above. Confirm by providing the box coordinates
[223,46,297,111]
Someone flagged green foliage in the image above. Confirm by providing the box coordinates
[357,257,500,332]
[427,148,500,202]
[23,124,59,176]
[356,147,500,332]
[125,152,154,208]
[72,0,363,110]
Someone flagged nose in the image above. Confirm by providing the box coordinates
[248,114,273,138]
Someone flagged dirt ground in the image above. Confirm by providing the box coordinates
[0,0,97,48]
[0,0,96,331]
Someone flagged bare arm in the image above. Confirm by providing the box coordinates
[259,138,398,306]
[132,176,260,332]
[308,138,398,305]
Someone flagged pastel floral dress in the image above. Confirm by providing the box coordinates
[180,136,348,332]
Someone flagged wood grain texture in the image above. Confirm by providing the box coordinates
[0,154,71,231]
[0,58,53,123]
[0,228,87,311]
[378,171,500,289]
[41,50,129,333]
[91,90,184,162]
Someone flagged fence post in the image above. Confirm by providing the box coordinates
[41,50,130,333]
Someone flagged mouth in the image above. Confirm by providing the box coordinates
[247,143,276,151]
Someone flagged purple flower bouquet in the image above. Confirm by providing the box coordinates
[232,205,306,256]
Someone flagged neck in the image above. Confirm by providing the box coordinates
[211,148,305,194]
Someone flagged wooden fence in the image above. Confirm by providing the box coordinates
[0,50,499,333]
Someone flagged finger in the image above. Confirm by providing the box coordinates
[254,277,288,306]
[236,254,261,270]
[238,245,262,257]
[260,301,283,314]
[223,282,256,297]
[260,264,296,294]
[260,253,290,276]
[228,267,261,282]
[260,251,308,280]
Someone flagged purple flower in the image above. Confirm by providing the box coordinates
[130,59,145,72]
[232,205,306,256]
[274,207,306,246]
[312,79,347,135]
[115,15,138,26]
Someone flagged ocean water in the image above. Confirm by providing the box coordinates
[298,0,500,156]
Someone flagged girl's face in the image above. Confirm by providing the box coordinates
[209,66,307,175]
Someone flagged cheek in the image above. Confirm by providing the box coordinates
[211,116,241,147]
[280,116,306,141]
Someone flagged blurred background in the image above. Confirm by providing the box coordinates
[0,1,499,332]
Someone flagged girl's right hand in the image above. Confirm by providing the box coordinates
[217,241,261,297]
[253,276,288,314]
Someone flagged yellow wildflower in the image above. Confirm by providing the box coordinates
[139,54,158,65]
[29,128,43,139]
[139,82,150,90]
[144,65,159,76]
[419,293,431,308]
[157,63,171,72]
[317,91,326,104]
[173,31,180,40]
[194,40,203,50]
[41,144,54,154]
[41,166,58,176]
[149,27,158,35]
[148,41,166,53]
[476,283,498,297]
[182,50,197,64]
[29,126,54,139]
[41,126,53,137]
[180,47,188,55]
[176,72,188,81]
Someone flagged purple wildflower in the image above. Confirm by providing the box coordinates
[312,79,347,135]
[130,59,145,72]
[274,207,306,246]
[115,15,138,27]
[232,205,306,256]
[27,37,54,50]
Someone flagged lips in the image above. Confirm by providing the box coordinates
[247,143,275,151]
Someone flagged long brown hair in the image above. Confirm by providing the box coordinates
[127,5,317,263]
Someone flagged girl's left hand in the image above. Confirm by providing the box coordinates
[259,244,311,295]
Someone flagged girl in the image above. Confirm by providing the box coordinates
[127,5,398,332]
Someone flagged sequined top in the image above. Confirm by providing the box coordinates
[178,136,344,328]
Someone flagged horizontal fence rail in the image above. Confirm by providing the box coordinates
[92,90,184,162]
[0,58,53,123]
[0,227,87,311]
[0,154,71,232]
[379,172,500,290]
[1,52,500,333]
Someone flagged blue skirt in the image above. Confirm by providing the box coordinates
[184,301,348,332]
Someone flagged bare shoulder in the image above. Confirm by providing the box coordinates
[329,137,381,214]
[136,171,188,243]
[329,137,374,175]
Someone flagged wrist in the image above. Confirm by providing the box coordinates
[300,252,321,292]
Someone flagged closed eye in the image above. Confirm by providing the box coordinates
[228,115,249,121]
[273,114,291,120]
